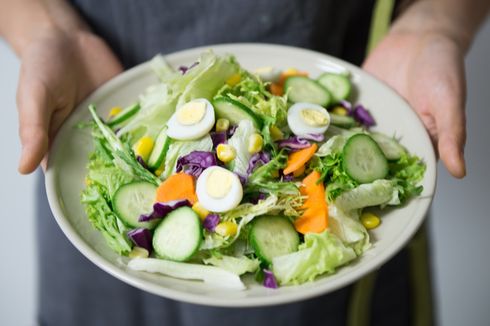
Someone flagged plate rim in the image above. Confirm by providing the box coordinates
[45,42,437,307]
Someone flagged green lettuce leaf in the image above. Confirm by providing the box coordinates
[246,149,299,195]
[315,135,347,157]
[119,51,239,140]
[203,254,260,275]
[88,105,160,185]
[150,54,174,81]
[334,179,398,212]
[227,120,256,177]
[216,71,288,126]
[388,152,426,203]
[328,203,370,255]
[272,230,356,285]
[81,183,132,255]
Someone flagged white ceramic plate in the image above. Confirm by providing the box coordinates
[45,43,436,307]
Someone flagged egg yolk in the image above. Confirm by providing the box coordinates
[177,101,206,125]
[300,109,329,126]
[206,169,233,199]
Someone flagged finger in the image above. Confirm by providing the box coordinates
[16,74,51,174]
[435,102,467,178]
[49,106,73,141]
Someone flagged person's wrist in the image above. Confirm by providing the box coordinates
[1,0,89,57]
[390,1,471,54]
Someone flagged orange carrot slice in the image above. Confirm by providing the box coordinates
[269,83,284,96]
[156,172,198,204]
[294,170,328,234]
[283,143,318,175]
[278,69,308,86]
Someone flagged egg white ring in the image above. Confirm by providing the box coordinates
[166,98,215,140]
[196,166,243,213]
[287,102,331,137]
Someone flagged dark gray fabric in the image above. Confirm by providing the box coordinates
[36,1,417,325]
[70,0,375,68]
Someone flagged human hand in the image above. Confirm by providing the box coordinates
[16,27,122,174]
[363,29,466,178]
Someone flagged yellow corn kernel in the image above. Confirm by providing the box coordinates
[217,144,236,163]
[248,133,264,154]
[215,221,238,237]
[283,68,299,75]
[331,106,349,116]
[192,202,210,221]
[133,136,155,162]
[154,162,165,177]
[269,125,284,141]
[128,246,149,259]
[360,212,381,230]
[293,165,305,177]
[154,168,164,177]
[108,106,123,118]
[216,118,230,132]
[226,73,241,86]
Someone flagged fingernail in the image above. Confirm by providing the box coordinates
[18,147,27,173]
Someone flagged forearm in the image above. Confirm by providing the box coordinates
[0,0,87,56]
[393,0,490,52]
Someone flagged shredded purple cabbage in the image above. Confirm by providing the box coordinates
[210,131,227,149]
[176,151,217,178]
[263,269,278,289]
[277,133,324,150]
[139,199,191,222]
[249,192,267,204]
[203,214,220,232]
[301,133,325,142]
[236,173,248,185]
[351,104,376,127]
[227,125,238,137]
[136,155,148,169]
[178,61,199,75]
[127,228,152,253]
[339,99,353,112]
[281,173,295,182]
[276,137,311,150]
[247,151,271,175]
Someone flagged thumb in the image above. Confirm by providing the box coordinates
[16,71,51,174]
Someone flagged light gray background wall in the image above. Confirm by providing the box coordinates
[1,20,489,326]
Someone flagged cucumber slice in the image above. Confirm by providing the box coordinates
[213,97,263,129]
[152,207,202,262]
[369,132,406,161]
[317,73,351,102]
[284,76,331,107]
[342,134,388,184]
[250,216,299,265]
[113,181,159,229]
[107,103,141,127]
[147,127,172,170]
[330,113,356,128]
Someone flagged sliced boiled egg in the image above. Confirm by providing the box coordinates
[196,166,243,213]
[253,66,281,83]
[287,102,331,136]
[166,99,215,140]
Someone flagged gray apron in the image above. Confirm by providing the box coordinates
[37,1,431,325]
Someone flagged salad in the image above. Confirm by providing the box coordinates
[81,51,426,290]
